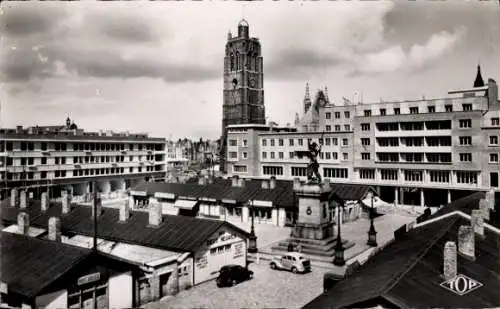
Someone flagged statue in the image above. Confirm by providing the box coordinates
[295,136,323,183]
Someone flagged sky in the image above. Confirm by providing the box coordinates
[1,1,499,140]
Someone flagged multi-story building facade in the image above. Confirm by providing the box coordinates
[225,67,500,207]
[220,20,266,173]
[0,117,166,200]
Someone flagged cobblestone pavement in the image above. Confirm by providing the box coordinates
[144,262,325,309]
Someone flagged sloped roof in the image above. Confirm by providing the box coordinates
[303,214,500,309]
[329,183,376,201]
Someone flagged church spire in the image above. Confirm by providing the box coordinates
[324,86,330,104]
[474,65,485,88]
[304,82,312,113]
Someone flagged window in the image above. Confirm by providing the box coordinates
[335,112,341,119]
[462,104,473,111]
[490,136,498,145]
[289,139,294,146]
[445,104,453,112]
[325,138,331,146]
[289,152,295,159]
[41,142,47,151]
[332,152,338,160]
[41,171,47,179]
[335,125,341,132]
[429,171,450,183]
[344,125,350,131]
[291,167,307,177]
[342,153,348,160]
[361,123,370,131]
[242,152,248,159]
[270,139,275,146]
[325,152,331,160]
[229,139,237,146]
[359,169,375,180]
[490,153,499,163]
[323,168,348,179]
[325,112,332,119]
[243,139,248,147]
[380,109,386,116]
[344,111,350,118]
[394,108,400,115]
[409,107,419,114]
[28,158,34,165]
[298,139,303,146]
[404,170,423,182]
[270,152,275,159]
[459,153,472,162]
[361,138,370,146]
[233,165,247,173]
[279,139,284,146]
[459,119,472,128]
[263,166,283,176]
[326,125,331,132]
[380,169,398,181]
[459,136,472,145]
[364,110,372,117]
[278,152,284,159]
[342,138,348,146]
[41,157,47,164]
[492,118,500,126]
[428,106,435,113]
[332,138,338,146]
[456,171,478,184]
[262,139,267,146]
[361,153,370,160]
[229,151,237,159]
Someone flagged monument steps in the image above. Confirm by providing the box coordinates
[272,239,355,257]
[280,236,337,247]
[267,247,338,264]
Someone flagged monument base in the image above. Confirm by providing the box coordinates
[291,222,334,240]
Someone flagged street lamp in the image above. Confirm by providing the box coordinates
[367,192,378,247]
[248,200,258,253]
[333,202,345,266]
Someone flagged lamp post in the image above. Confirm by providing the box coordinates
[333,202,345,266]
[248,200,258,253]
[367,192,378,247]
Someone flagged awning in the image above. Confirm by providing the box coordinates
[252,200,273,208]
[174,199,198,210]
[155,192,175,200]
[130,190,147,197]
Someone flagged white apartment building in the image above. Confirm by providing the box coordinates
[225,68,500,207]
[0,117,166,200]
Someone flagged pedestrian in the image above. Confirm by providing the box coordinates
[288,242,294,252]
[297,243,302,253]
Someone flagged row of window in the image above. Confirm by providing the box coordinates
[262,151,349,161]
[2,142,162,152]
[325,124,351,132]
[262,137,349,147]
[5,155,157,167]
[361,103,472,117]
[358,169,477,184]
[325,111,351,119]
[263,166,349,179]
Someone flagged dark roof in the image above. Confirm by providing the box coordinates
[1,201,250,253]
[474,65,485,88]
[303,214,500,309]
[1,232,90,298]
[329,183,375,201]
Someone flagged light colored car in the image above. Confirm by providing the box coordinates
[269,252,311,274]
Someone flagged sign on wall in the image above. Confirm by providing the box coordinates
[207,231,237,246]
[196,256,208,269]
[233,242,244,258]
[77,272,101,286]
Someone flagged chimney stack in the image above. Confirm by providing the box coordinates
[238,178,245,187]
[458,225,475,260]
[443,241,457,280]
[48,217,61,241]
[231,175,239,187]
[471,209,484,237]
[261,180,269,189]
[149,202,162,226]
[486,189,495,210]
[269,176,276,189]
[19,191,27,209]
[293,178,301,190]
[61,191,71,214]
[119,199,131,222]
[41,192,48,212]
[92,194,102,219]
[322,178,331,190]
[208,176,214,185]
[198,177,206,186]
[17,212,29,235]
[478,198,490,220]
[10,189,17,207]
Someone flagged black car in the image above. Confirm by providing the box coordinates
[216,264,253,287]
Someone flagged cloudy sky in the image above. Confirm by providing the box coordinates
[1,1,499,140]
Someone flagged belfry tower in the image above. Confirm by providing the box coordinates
[220,20,266,172]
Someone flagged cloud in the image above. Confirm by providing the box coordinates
[350,28,465,76]
[0,4,67,37]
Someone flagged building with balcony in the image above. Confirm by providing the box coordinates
[0,118,166,201]
[225,67,500,207]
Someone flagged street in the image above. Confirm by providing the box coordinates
[145,262,325,309]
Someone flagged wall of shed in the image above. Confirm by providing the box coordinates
[109,272,133,309]
[35,290,67,309]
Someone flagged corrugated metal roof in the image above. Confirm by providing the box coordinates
[303,214,500,309]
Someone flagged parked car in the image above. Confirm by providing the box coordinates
[216,264,254,287]
[269,252,311,273]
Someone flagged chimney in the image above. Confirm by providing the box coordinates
[41,192,48,212]
[17,212,29,235]
[261,180,269,189]
[149,203,162,226]
[119,199,130,222]
[10,189,17,207]
[443,241,457,280]
[198,177,206,185]
[323,178,331,190]
[269,176,276,189]
[231,175,239,187]
[458,225,475,260]
[238,178,245,187]
[208,177,214,185]
[19,190,27,209]
[471,209,484,237]
[61,191,71,214]
[48,217,61,241]
[486,189,495,209]
[293,178,301,190]
[478,198,490,220]
[92,194,102,219]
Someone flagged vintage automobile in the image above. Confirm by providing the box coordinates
[269,252,311,273]
[216,264,254,287]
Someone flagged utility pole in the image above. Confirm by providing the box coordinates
[93,181,98,252]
